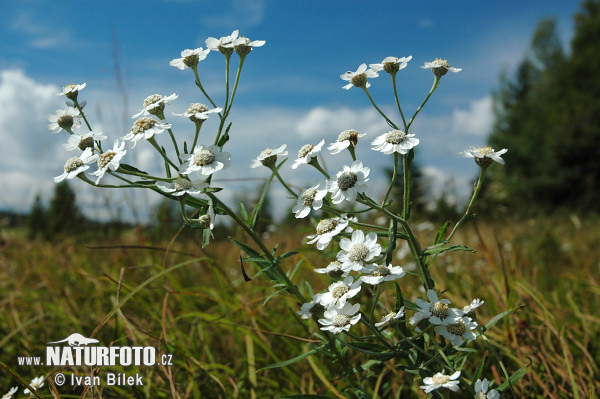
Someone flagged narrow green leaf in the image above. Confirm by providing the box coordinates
[496,361,532,392]
[257,349,317,372]
[423,243,475,256]
[484,305,524,331]
[434,221,451,245]
[119,163,148,175]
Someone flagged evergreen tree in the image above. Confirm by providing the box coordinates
[47,181,83,236]
[27,194,48,240]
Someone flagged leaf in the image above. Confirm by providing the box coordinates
[119,163,148,175]
[434,221,451,244]
[230,238,281,281]
[238,201,249,223]
[257,349,318,372]
[484,305,524,331]
[496,361,532,392]
[423,243,475,256]
[201,228,211,248]
[250,159,287,230]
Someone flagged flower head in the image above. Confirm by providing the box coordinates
[2,386,18,399]
[460,146,507,167]
[233,36,265,57]
[291,139,325,169]
[413,289,463,326]
[251,144,288,168]
[318,302,361,334]
[306,214,350,250]
[123,117,171,147]
[474,378,501,399]
[314,260,347,278]
[340,63,378,90]
[371,129,419,155]
[421,58,462,78]
[327,160,370,204]
[337,230,382,272]
[180,144,231,177]
[63,131,106,151]
[292,183,328,218]
[133,93,178,118]
[360,263,406,285]
[46,107,81,133]
[297,293,325,319]
[57,83,86,101]
[54,147,99,183]
[173,103,222,124]
[420,371,461,393]
[370,56,412,75]
[463,298,484,318]
[170,48,210,70]
[434,316,478,346]
[23,375,45,395]
[319,276,362,309]
[206,30,239,55]
[156,177,208,197]
[328,129,366,155]
[92,140,127,184]
[375,307,405,328]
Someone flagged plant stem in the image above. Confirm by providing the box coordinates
[193,67,218,109]
[447,166,487,241]
[362,87,398,129]
[382,152,399,207]
[148,137,179,171]
[406,76,440,132]
[271,167,298,198]
[391,73,408,130]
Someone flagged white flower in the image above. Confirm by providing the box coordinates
[206,30,239,53]
[337,230,382,272]
[92,140,127,184]
[156,177,208,197]
[435,316,478,346]
[375,307,405,328]
[250,144,288,168]
[474,378,501,399]
[340,63,378,90]
[421,58,462,78]
[328,129,366,155]
[460,146,507,166]
[2,386,18,399]
[327,161,370,204]
[306,215,350,250]
[63,131,107,151]
[420,371,461,393]
[291,139,325,169]
[173,103,222,124]
[413,289,463,326]
[297,293,325,319]
[463,298,484,316]
[318,302,361,334]
[292,183,327,218]
[23,375,44,394]
[180,144,231,177]
[57,83,86,100]
[123,117,171,148]
[46,107,81,133]
[54,147,99,183]
[132,93,178,118]
[314,260,348,278]
[360,263,405,285]
[169,48,210,70]
[369,56,412,74]
[319,276,362,309]
[233,36,266,57]
[371,130,419,155]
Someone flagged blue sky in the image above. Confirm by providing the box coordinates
[0,0,582,221]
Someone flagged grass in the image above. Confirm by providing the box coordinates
[1,212,599,398]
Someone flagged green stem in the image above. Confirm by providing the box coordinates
[308,158,330,179]
[382,152,399,207]
[406,76,440,132]
[114,167,175,182]
[447,166,487,241]
[74,99,93,131]
[148,137,179,171]
[191,123,202,151]
[155,110,181,161]
[270,167,298,198]
[193,67,218,109]
[391,73,408,130]
[226,56,245,116]
[402,152,412,220]
[361,86,398,129]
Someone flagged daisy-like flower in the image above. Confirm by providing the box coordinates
[420,371,461,393]
[421,58,462,78]
[413,289,463,326]
[328,129,366,155]
[306,214,350,250]
[435,316,478,346]
[474,378,501,399]
[371,129,419,155]
[233,36,266,57]
[340,63,378,90]
[327,160,370,204]
[180,144,231,177]
[360,263,406,285]
[54,147,99,183]
[370,56,412,75]
[63,131,106,151]
[132,93,178,118]
[314,260,347,278]
[250,144,288,168]
[463,298,484,318]
[291,139,325,169]
[2,386,18,399]
[375,307,405,328]
[123,117,171,148]
[337,230,382,272]
[319,276,362,309]
[46,107,81,133]
[206,30,239,54]
[297,293,325,319]
[23,375,44,395]
[460,146,508,168]
[173,103,222,124]
[169,48,210,70]
[57,83,86,101]
[156,177,208,197]
[318,302,361,334]
[92,140,127,184]
[292,183,327,218]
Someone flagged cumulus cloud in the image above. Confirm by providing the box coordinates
[295,106,390,139]
[201,0,266,29]
[451,96,494,136]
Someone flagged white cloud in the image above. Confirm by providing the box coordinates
[418,19,434,29]
[9,9,76,49]
[451,96,494,136]
[201,0,266,29]
[295,106,389,139]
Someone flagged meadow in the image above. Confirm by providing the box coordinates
[1,211,598,398]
